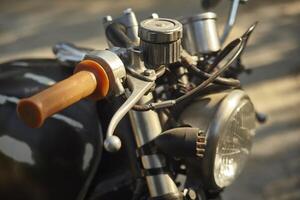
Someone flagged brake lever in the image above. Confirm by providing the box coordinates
[52,43,157,152]
[104,73,156,152]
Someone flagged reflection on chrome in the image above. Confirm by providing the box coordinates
[0,135,35,165]
[23,72,56,86]
[0,94,19,105]
[82,143,94,171]
[52,114,84,130]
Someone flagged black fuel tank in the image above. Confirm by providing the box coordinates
[0,59,103,200]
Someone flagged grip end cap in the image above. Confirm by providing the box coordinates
[17,99,44,128]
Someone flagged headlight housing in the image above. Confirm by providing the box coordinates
[179,89,256,190]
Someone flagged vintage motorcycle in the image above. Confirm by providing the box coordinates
[0,0,265,199]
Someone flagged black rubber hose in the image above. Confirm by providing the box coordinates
[180,51,241,87]
[132,23,256,111]
[105,23,134,48]
[132,38,245,111]
[205,36,243,72]
[176,38,243,104]
[189,64,240,87]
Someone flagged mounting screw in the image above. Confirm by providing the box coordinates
[151,13,159,19]
[103,15,113,24]
[123,8,132,14]
[184,189,198,200]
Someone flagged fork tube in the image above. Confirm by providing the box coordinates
[129,93,181,199]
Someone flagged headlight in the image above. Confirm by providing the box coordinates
[213,97,256,188]
[179,89,256,190]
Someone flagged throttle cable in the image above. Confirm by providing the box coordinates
[133,37,246,111]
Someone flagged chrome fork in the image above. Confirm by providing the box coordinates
[129,94,180,198]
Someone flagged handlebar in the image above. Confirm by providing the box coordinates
[17,60,109,128]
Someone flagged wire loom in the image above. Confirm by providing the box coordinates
[132,22,257,112]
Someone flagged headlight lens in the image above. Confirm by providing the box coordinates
[213,99,256,188]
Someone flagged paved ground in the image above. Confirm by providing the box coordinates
[0,0,300,199]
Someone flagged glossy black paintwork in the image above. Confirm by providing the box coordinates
[0,59,103,200]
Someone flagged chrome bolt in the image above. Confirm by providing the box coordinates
[151,13,159,19]
[103,15,113,24]
[123,8,132,14]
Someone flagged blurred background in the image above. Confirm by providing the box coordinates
[0,0,299,199]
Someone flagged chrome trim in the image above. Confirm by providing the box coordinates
[206,90,255,188]
[179,89,255,190]
[129,93,179,197]
[181,12,220,55]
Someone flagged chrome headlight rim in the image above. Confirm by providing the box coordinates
[202,90,255,190]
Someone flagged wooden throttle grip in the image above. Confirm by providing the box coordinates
[17,60,109,128]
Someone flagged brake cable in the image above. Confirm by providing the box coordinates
[133,38,247,111]
[132,22,257,111]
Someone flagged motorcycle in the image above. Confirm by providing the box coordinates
[0,0,266,199]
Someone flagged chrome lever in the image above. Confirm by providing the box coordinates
[104,73,156,152]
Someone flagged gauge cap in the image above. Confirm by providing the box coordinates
[139,18,182,43]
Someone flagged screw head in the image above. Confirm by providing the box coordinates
[103,15,112,22]
[151,13,159,19]
[188,189,197,200]
[123,8,132,14]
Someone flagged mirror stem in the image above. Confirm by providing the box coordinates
[220,0,241,44]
